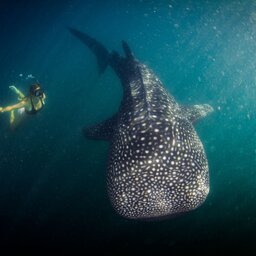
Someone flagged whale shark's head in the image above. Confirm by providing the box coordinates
[107,118,209,220]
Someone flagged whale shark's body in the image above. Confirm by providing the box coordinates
[69,28,213,220]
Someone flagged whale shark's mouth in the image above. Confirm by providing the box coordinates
[109,177,209,220]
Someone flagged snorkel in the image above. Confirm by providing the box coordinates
[29,83,45,104]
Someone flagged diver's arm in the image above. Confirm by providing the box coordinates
[42,93,46,104]
[0,101,26,113]
[9,85,25,99]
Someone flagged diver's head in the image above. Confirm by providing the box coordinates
[30,83,44,98]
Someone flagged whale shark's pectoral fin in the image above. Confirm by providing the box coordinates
[181,104,214,123]
[83,115,118,140]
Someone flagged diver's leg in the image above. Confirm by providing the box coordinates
[10,110,15,129]
[10,109,26,130]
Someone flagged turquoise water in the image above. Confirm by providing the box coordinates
[0,0,256,253]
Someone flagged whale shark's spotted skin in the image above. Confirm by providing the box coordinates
[69,28,213,220]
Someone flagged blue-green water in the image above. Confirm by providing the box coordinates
[0,0,256,253]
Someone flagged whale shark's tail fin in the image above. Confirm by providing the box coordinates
[68,27,137,78]
[68,27,109,74]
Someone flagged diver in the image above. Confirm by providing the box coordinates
[0,83,46,129]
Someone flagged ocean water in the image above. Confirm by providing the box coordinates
[0,0,256,254]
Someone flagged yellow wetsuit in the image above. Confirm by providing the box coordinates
[0,85,46,128]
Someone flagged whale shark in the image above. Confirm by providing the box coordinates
[69,28,213,220]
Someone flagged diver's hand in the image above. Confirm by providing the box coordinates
[0,107,3,113]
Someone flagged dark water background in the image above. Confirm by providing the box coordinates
[0,0,256,254]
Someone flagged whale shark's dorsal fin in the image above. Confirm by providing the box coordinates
[68,27,109,74]
[83,114,118,140]
[122,40,134,60]
[180,104,214,123]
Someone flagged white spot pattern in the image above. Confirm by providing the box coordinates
[107,62,210,220]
